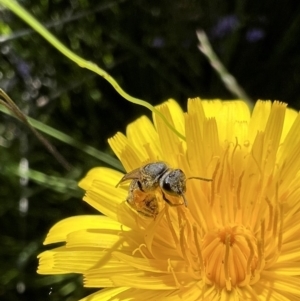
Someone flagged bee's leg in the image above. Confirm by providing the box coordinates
[161,191,183,207]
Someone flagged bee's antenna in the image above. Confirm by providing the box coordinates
[115,176,125,188]
[187,176,212,182]
[182,177,212,207]
[115,180,121,188]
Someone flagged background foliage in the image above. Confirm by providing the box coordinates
[1,1,300,300]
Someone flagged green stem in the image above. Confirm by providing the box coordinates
[0,104,123,170]
[0,0,185,140]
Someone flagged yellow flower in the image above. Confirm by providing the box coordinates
[38,98,300,300]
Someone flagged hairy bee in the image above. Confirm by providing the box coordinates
[126,179,162,218]
[118,161,211,217]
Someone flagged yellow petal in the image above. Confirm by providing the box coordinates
[258,274,300,299]
[110,272,189,289]
[164,283,218,301]
[79,287,174,301]
[108,132,144,171]
[203,100,250,144]
[113,252,187,273]
[66,229,128,249]
[261,101,287,171]
[248,100,272,143]
[79,167,133,222]
[79,287,130,301]
[154,99,185,134]
[78,167,123,191]
[266,263,300,276]
[152,99,185,166]
[38,247,108,274]
[277,114,300,187]
[126,115,162,160]
[280,108,298,142]
[44,215,126,245]
[186,99,221,176]
[201,99,223,118]
[254,280,296,301]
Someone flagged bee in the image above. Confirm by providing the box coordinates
[126,179,162,218]
[117,161,212,217]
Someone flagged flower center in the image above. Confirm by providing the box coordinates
[201,225,262,290]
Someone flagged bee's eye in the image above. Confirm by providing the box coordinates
[160,169,186,195]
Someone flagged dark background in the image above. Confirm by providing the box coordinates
[1,1,300,300]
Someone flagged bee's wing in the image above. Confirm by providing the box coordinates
[115,167,141,187]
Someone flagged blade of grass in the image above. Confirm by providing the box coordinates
[0,0,185,141]
[0,1,125,43]
[0,89,72,171]
[196,30,252,106]
[3,163,81,196]
[0,104,123,171]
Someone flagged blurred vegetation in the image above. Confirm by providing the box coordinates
[0,0,300,300]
